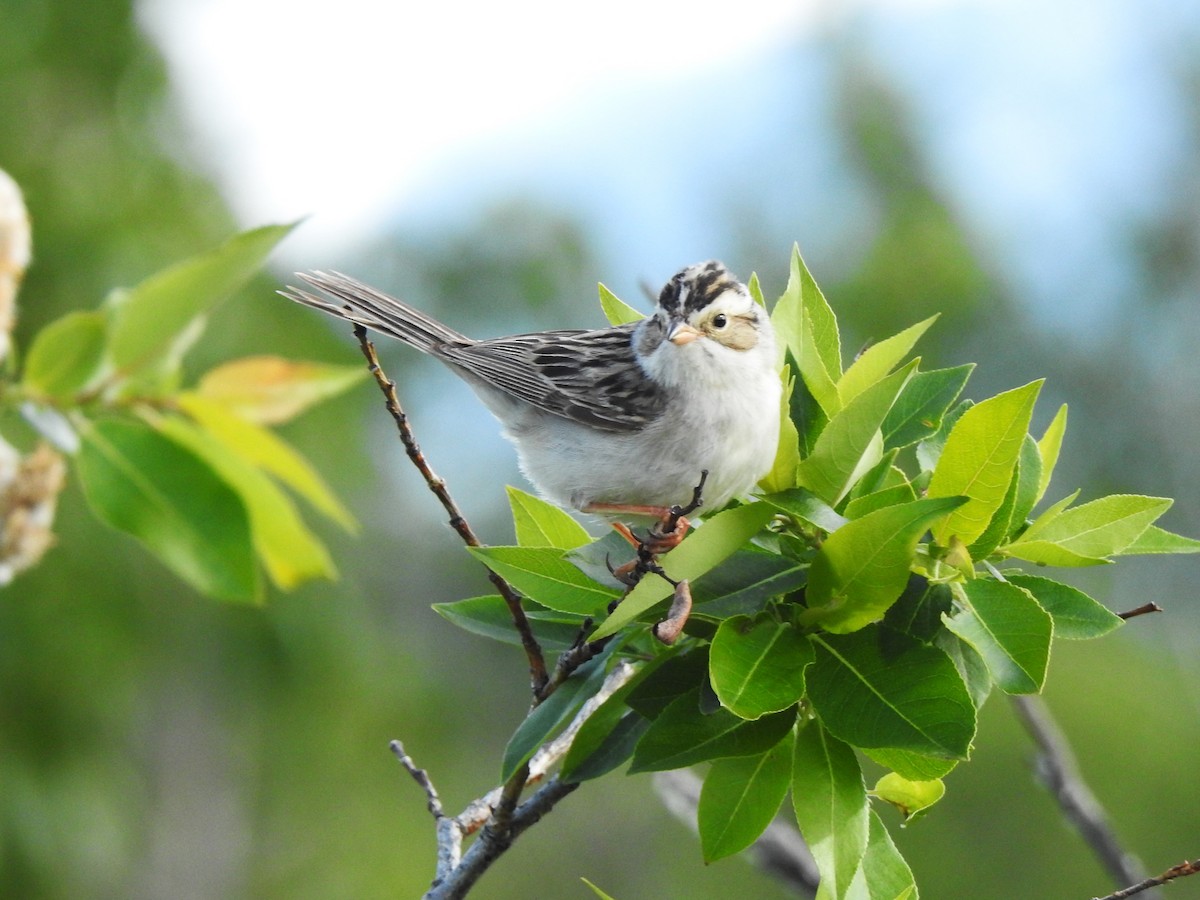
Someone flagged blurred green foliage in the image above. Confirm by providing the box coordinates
[2,1,1198,899]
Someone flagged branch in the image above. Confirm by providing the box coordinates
[1010,695,1155,894]
[1092,859,1200,900]
[653,769,820,897]
[353,324,548,697]
[396,661,636,899]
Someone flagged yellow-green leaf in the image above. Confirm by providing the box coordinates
[22,311,107,400]
[837,315,938,405]
[196,355,368,425]
[177,393,356,532]
[598,283,644,325]
[928,380,1043,546]
[1035,404,1067,504]
[156,414,336,590]
[506,485,591,549]
[759,364,801,494]
[871,772,946,822]
[108,223,296,374]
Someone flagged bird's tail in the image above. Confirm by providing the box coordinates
[279,271,471,352]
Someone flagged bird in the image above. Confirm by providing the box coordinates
[280,261,782,528]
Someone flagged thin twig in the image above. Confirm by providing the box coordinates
[1010,695,1154,894]
[390,740,444,819]
[653,769,820,897]
[1117,602,1163,620]
[1092,859,1200,900]
[353,324,549,697]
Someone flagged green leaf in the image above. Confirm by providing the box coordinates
[935,630,995,709]
[838,315,938,405]
[1117,524,1200,555]
[156,413,336,591]
[467,546,618,615]
[625,648,710,719]
[883,363,974,450]
[108,223,295,374]
[808,627,976,759]
[598,283,644,325]
[846,810,918,900]
[842,482,917,520]
[791,722,869,900]
[928,380,1043,545]
[710,617,814,719]
[1007,494,1172,562]
[915,398,972,473]
[690,549,808,619]
[196,355,368,425]
[700,733,794,863]
[177,393,356,531]
[762,488,848,534]
[629,688,795,772]
[505,486,591,550]
[433,595,586,651]
[1004,575,1123,640]
[747,271,766,307]
[561,656,674,781]
[500,645,615,782]
[942,580,1052,694]
[969,435,1041,559]
[1018,489,1080,541]
[871,772,945,822]
[580,878,618,900]
[1035,404,1068,504]
[772,245,842,412]
[77,417,259,601]
[796,362,917,505]
[803,497,967,633]
[760,364,802,493]
[590,503,775,640]
[798,307,842,415]
[22,311,107,399]
[882,577,953,644]
[566,713,649,783]
[864,747,958,782]
[1007,435,1044,534]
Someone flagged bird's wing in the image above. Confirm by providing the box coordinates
[442,325,668,432]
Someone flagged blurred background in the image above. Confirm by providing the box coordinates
[3,0,1199,896]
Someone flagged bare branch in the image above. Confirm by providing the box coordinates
[390,740,444,819]
[1010,695,1154,894]
[1116,602,1163,620]
[415,661,636,898]
[653,769,820,897]
[353,324,549,697]
[1092,859,1200,900]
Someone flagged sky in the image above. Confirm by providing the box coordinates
[139,0,1200,330]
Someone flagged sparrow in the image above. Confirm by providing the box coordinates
[281,261,781,524]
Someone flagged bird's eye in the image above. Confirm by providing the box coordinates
[712,313,728,329]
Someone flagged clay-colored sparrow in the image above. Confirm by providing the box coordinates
[282,261,781,520]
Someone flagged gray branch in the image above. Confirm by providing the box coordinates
[1010,695,1158,898]
[392,662,637,899]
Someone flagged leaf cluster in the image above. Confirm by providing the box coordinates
[12,225,367,601]
[437,246,1199,897]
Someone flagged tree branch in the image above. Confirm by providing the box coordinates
[353,324,548,697]
[1092,859,1200,900]
[394,661,636,899]
[1010,695,1156,895]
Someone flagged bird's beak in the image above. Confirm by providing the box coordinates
[668,321,703,346]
